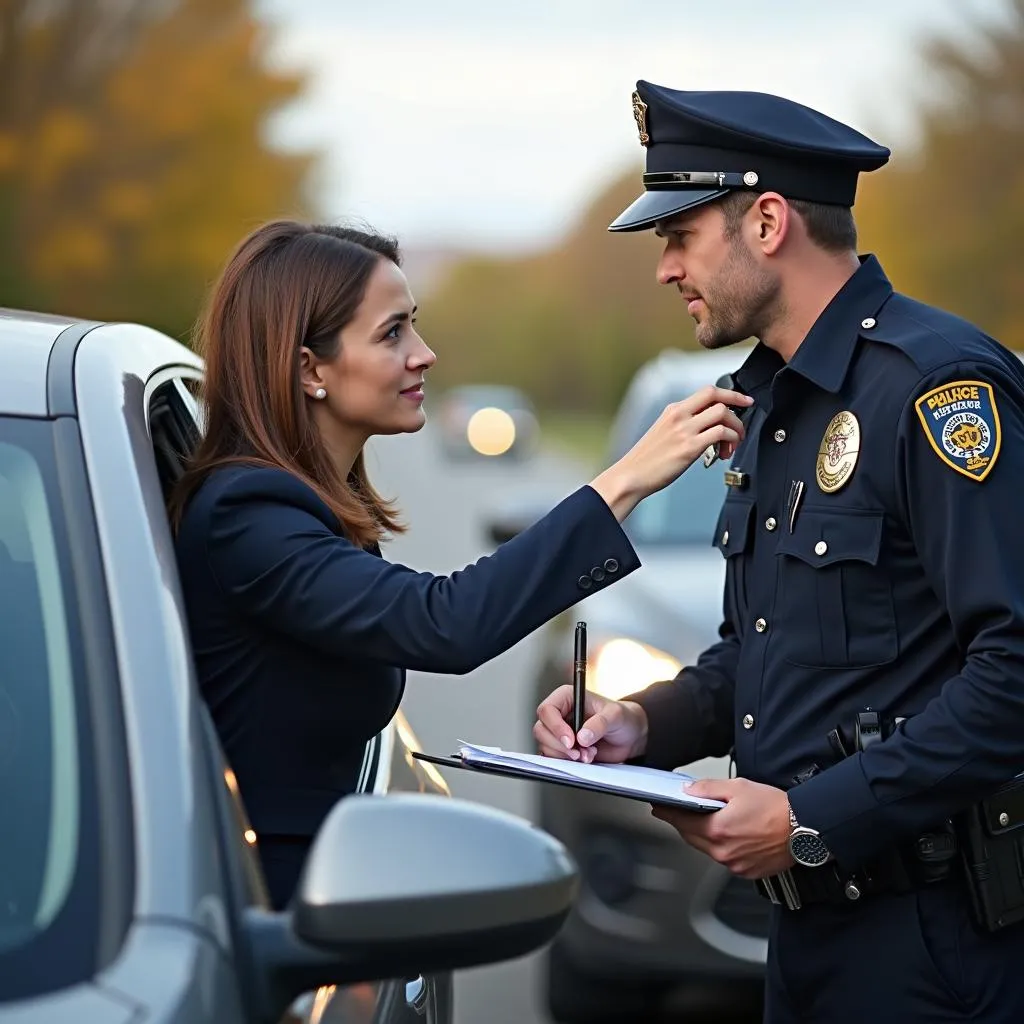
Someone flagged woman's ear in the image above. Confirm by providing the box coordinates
[298,345,326,397]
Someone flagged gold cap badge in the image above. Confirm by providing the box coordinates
[815,410,861,493]
[631,91,649,147]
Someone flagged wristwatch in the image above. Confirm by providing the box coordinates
[787,802,831,868]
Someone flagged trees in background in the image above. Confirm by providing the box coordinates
[856,0,1024,352]
[0,0,315,339]
[426,0,1024,412]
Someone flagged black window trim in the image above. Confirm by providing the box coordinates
[50,416,135,968]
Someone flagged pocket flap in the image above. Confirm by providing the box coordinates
[775,508,884,568]
[712,499,754,558]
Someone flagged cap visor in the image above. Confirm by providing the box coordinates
[608,187,727,232]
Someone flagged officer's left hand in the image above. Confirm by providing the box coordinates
[651,777,795,880]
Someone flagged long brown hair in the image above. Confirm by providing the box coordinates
[168,219,405,546]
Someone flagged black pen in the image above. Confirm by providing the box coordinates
[573,621,587,736]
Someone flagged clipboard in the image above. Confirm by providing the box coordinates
[412,749,722,812]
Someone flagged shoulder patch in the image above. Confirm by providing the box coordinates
[914,380,1001,482]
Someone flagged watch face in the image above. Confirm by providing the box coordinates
[790,829,830,868]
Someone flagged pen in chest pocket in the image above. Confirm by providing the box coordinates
[787,479,806,533]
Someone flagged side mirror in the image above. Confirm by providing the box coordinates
[244,794,577,1022]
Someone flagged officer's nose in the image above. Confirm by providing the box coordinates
[656,249,685,288]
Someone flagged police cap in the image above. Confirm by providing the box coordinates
[609,80,891,233]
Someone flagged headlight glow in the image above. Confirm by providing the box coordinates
[590,637,683,700]
[466,407,516,455]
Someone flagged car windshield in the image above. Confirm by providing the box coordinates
[0,417,101,1000]
[621,396,729,547]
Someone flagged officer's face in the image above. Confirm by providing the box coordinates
[310,258,437,440]
[655,203,780,349]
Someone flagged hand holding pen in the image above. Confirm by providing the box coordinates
[532,621,650,764]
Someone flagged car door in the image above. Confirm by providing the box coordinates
[149,370,452,1024]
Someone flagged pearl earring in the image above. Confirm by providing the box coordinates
[314,387,327,400]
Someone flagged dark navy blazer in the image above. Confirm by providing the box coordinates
[175,465,639,840]
[630,255,1024,870]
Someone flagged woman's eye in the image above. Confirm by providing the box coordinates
[385,323,401,340]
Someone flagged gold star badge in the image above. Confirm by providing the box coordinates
[631,91,649,147]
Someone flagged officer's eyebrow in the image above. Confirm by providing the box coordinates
[654,219,691,238]
[376,305,418,330]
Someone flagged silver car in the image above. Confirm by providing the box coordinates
[487,347,766,1022]
[0,309,578,1024]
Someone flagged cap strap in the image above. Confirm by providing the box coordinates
[643,170,760,190]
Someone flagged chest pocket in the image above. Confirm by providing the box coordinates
[774,508,897,669]
[713,498,754,628]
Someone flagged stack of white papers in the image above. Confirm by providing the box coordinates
[455,742,724,811]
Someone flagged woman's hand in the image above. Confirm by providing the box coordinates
[589,385,753,522]
[533,684,649,764]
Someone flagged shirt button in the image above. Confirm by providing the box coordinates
[765,517,777,531]
[590,565,606,583]
[755,617,768,633]
[814,541,828,556]
[861,317,876,329]
[774,429,787,443]
[742,713,755,730]
[603,558,619,574]
[577,575,593,591]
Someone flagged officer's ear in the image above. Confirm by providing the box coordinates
[750,192,789,256]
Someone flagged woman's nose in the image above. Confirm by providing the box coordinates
[411,338,436,369]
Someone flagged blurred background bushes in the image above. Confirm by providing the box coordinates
[1,0,1022,415]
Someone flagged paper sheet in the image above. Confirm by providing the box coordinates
[456,742,725,811]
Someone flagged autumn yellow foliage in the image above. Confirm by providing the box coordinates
[0,0,316,339]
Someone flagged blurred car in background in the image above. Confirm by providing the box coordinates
[486,346,766,1023]
[435,384,540,461]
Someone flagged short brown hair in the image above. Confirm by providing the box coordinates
[719,191,857,253]
[168,219,405,547]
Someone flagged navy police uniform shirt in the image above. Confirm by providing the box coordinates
[631,254,1024,871]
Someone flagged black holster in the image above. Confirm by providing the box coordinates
[955,774,1024,933]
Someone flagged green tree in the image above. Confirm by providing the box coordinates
[0,0,316,339]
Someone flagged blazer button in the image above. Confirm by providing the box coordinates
[591,566,606,583]
[755,617,768,633]
[603,558,619,574]
[765,517,777,531]
[742,713,755,730]
[577,574,593,591]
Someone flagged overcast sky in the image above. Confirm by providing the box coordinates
[257,0,1011,254]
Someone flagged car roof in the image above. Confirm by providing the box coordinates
[0,308,92,416]
[609,345,755,457]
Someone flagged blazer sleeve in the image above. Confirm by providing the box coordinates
[203,467,641,674]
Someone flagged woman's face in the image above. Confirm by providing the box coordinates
[306,258,437,440]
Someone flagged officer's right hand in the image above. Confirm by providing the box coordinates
[533,685,649,764]
[589,385,753,522]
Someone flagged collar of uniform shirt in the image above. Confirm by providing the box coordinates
[732,255,896,397]
[784,254,895,393]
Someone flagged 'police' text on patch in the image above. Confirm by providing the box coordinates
[913,380,1001,482]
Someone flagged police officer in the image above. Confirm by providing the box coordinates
[534,79,1024,1022]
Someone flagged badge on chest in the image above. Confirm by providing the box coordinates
[815,410,861,493]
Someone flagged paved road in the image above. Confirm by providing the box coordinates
[365,425,590,1024]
